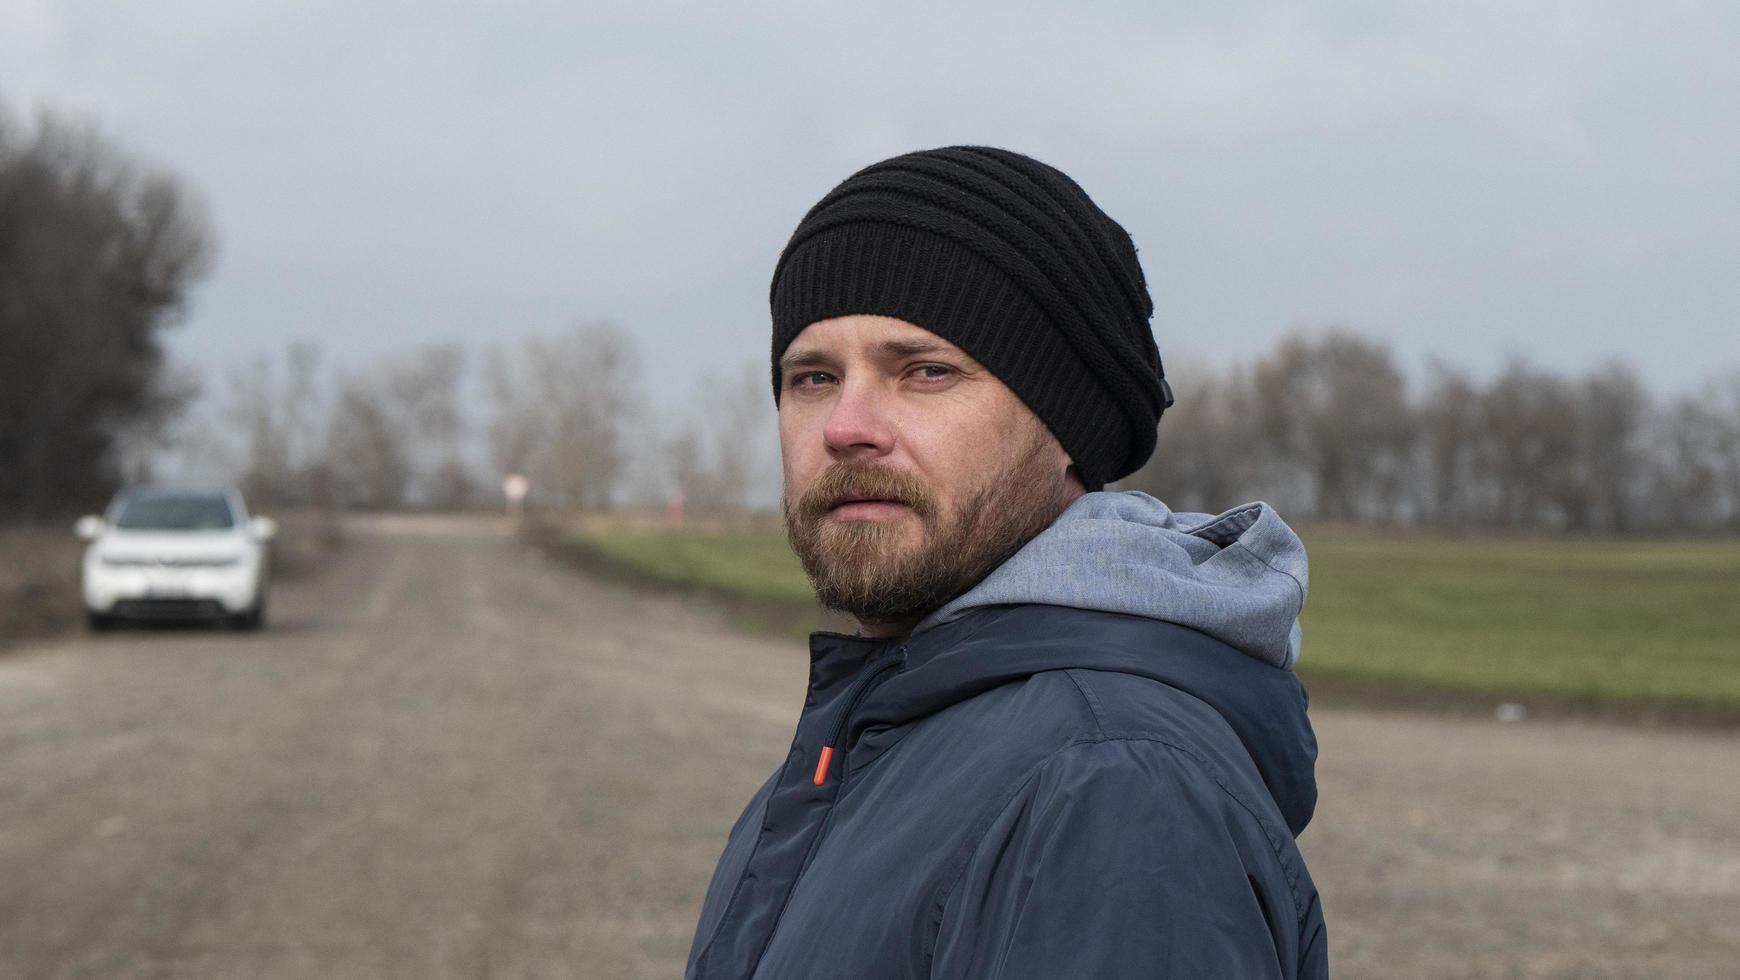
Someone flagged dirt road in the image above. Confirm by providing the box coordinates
[2,516,1735,979]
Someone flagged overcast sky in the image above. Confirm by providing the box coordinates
[4,0,1737,409]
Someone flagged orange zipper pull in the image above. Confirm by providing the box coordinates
[812,745,835,786]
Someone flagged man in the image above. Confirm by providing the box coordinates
[686,147,1326,979]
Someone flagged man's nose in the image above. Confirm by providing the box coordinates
[822,379,896,460]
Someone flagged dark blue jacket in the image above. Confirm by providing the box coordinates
[685,603,1327,978]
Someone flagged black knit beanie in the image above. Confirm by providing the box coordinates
[769,145,1173,491]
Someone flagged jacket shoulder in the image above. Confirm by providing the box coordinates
[928,735,1322,978]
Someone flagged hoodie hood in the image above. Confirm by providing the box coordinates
[914,490,1309,670]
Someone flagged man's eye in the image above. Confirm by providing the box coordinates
[790,371,835,389]
[912,365,954,381]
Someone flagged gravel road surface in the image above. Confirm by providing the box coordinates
[2,515,1735,979]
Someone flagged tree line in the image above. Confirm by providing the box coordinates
[1122,331,1740,532]
[199,324,1740,535]
[189,323,777,520]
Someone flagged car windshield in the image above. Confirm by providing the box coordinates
[113,493,236,531]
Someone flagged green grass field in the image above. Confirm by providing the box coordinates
[1299,532,1740,711]
[566,528,817,605]
[555,526,1740,715]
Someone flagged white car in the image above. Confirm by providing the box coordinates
[77,486,276,631]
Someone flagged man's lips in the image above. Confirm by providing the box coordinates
[827,498,912,519]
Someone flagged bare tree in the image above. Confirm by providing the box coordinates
[1647,396,1724,530]
[1578,361,1650,531]
[1658,369,1740,531]
[1708,369,1740,528]
[1415,361,1485,526]
[1480,360,1592,528]
[665,362,778,516]
[1249,330,1414,522]
[383,344,473,507]
[1122,361,1263,515]
[324,373,411,510]
[486,321,642,511]
[224,342,327,506]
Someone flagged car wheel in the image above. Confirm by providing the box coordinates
[233,597,267,632]
[86,610,116,632]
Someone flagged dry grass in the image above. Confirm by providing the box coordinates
[0,524,84,646]
[268,509,349,580]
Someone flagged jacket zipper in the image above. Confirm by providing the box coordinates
[812,654,903,786]
[718,652,904,978]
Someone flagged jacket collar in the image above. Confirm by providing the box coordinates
[824,604,1320,837]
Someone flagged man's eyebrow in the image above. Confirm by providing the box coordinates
[779,348,831,374]
[779,339,962,374]
[875,339,953,358]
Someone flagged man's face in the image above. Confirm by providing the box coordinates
[778,315,1081,633]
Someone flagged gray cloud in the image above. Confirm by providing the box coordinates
[2,0,1736,404]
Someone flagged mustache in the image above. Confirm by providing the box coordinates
[794,462,937,523]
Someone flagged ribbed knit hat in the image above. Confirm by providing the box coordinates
[770,146,1173,491]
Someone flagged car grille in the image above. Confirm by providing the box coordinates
[110,599,230,620]
[103,556,240,568]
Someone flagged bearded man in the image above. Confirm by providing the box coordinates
[685,147,1326,979]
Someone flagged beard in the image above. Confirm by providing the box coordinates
[783,424,1068,629]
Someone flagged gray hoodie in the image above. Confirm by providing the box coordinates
[915,490,1310,670]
